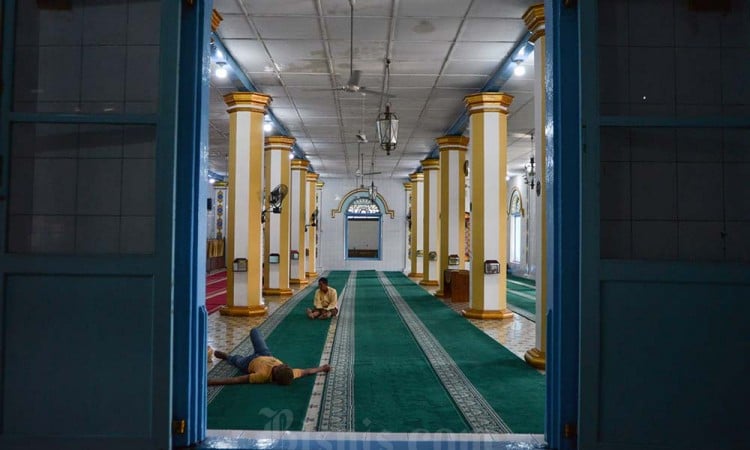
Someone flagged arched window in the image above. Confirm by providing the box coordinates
[346,197,382,259]
[508,189,524,264]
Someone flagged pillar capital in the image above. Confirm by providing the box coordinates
[436,135,470,151]
[264,135,296,150]
[421,158,440,170]
[409,172,424,182]
[306,172,319,182]
[223,92,272,113]
[403,181,412,191]
[523,4,545,43]
[464,92,514,116]
[211,9,223,32]
[316,181,324,189]
[291,158,310,170]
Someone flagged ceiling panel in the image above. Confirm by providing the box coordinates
[398,0,473,17]
[217,14,257,39]
[325,17,391,40]
[459,19,526,42]
[241,0,317,15]
[209,0,540,178]
[395,18,462,41]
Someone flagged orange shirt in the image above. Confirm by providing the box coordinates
[247,356,303,384]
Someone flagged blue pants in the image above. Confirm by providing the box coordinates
[227,328,273,374]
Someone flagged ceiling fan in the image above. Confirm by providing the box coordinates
[332,0,394,98]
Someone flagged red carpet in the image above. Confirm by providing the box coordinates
[206,270,226,315]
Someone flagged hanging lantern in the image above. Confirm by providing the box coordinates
[376,103,399,155]
[368,181,378,201]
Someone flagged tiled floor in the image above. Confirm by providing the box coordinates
[205,272,544,447]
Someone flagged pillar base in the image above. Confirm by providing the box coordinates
[419,280,440,287]
[524,348,546,370]
[461,308,514,320]
[290,278,309,285]
[435,290,446,297]
[306,271,319,278]
[408,272,423,278]
[219,305,268,317]
[263,288,293,296]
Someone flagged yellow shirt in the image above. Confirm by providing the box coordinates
[246,356,303,384]
[313,287,338,310]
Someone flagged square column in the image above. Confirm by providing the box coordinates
[408,172,424,278]
[305,173,320,279]
[523,3,547,369]
[263,136,294,296]
[403,181,412,273]
[289,159,309,285]
[435,136,469,297]
[221,92,271,316]
[463,92,515,320]
[420,158,441,287]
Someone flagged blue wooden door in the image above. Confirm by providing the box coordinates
[0,1,183,448]
[577,1,750,449]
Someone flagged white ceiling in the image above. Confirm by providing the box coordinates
[209,0,538,180]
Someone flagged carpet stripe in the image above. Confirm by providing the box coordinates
[314,272,357,431]
[377,272,512,433]
[207,273,327,404]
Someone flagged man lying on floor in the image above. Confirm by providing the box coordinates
[208,328,331,386]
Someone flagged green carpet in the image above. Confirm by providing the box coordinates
[507,277,537,317]
[207,271,349,430]
[353,271,470,433]
[384,272,545,433]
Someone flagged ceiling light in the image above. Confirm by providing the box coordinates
[209,178,216,184]
[264,122,273,132]
[513,61,526,77]
[215,49,223,59]
[215,63,228,79]
[289,153,294,160]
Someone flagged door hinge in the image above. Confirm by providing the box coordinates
[563,422,577,439]
[172,419,186,435]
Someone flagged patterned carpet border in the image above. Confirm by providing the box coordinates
[302,272,355,431]
[207,274,327,404]
[316,273,357,431]
[378,272,512,433]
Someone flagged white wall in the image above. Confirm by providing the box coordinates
[318,177,407,271]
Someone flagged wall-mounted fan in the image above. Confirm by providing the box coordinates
[329,0,394,98]
[262,183,289,222]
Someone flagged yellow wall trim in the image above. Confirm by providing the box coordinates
[462,308,514,320]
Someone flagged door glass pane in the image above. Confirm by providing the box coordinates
[599,0,750,117]
[12,0,161,114]
[600,126,750,262]
[8,123,157,254]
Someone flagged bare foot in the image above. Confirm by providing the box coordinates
[214,350,229,360]
[306,308,314,319]
[319,311,331,319]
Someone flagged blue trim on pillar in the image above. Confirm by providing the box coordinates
[545,1,580,449]
[173,0,212,446]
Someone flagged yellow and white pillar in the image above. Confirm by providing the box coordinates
[263,136,294,296]
[523,3,547,369]
[420,159,440,287]
[403,181,412,272]
[305,172,320,279]
[408,172,424,278]
[463,92,514,320]
[435,136,468,297]
[221,92,271,316]
[289,158,309,285]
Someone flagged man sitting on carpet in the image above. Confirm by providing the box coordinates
[208,328,331,386]
[306,277,338,320]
